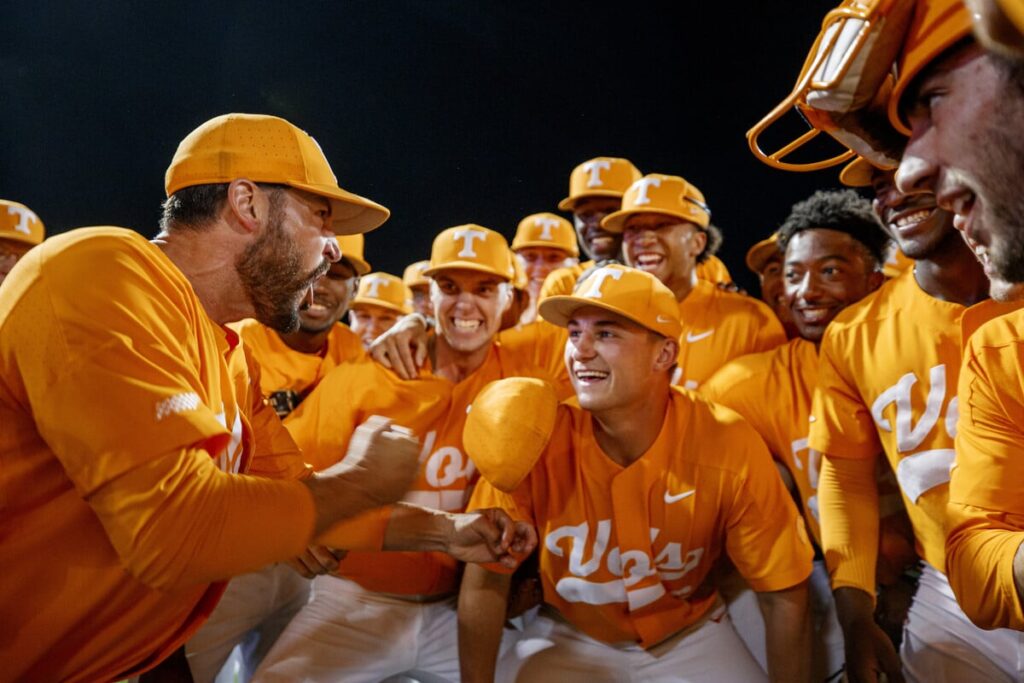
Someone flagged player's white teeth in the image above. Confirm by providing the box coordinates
[799,307,831,323]
[575,368,609,380]
[893,209,931,229]
[635,254,662,267]
[453,318,481,330]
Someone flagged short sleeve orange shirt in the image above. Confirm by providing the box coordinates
[675,279,786,390]
[469,389,812,648]
[0,228,313,682]
[809,270,975,578]
[285,342,550,596]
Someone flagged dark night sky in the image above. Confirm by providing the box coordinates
[2,1,847,293]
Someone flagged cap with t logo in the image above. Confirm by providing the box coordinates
[539,264,682,340]
[600,173,711,233]
[352,272,411,314]
[558,157,643,212]
[422,224,514,281]
[0,200,45,247]
[511,212,578,257]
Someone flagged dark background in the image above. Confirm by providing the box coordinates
[1,1,848,293]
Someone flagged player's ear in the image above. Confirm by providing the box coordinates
[688,227,708,261]
[867,268,886,293]
[653,336,679,372]
[225,179,263,234]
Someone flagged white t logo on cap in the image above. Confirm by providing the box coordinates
[631,177,662,206]
[363,276,389,299]
[7,206,35,235]
[580,267,624,299]
[583,160,612,188]
[453,228,487,258]
[535,217,561,241]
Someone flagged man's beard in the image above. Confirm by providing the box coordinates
[979,94,1024,287]
[236,202,330,333]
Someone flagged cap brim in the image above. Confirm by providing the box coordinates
[600,207,692,234]
[0,232,42,248]
[422,261,511,280]
[745,238,781,274]
[839,158,875,188]
[351,297,409,315]
[342,253,371,276]
[557,190,624,212]
[539,294,673,339]
[289,181,391,236]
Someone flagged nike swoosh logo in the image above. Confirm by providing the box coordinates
[656,315,674,324]
[685,330,714,343]
[664,489,696,504]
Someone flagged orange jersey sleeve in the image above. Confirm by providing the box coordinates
[701,339,822,544]
[695,254,732,285]
[470,389,812,648]
[808,270,974,585]
[0,228,315,682]
[675,280,786,390]
[498,320,573,399]
[947,308,1024,630]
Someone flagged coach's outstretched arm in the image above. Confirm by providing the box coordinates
[458,563,513,683]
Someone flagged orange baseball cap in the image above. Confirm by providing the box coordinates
[336,234,371,275]
[351,272,412,314]
[558,157,642,212]
[540,264,682,341]
[838,156,879,188]
[423,224,515,281]
[888,0,972,135]
[463,377,560,492]
[403,260,430,289]
[745,233,782,275]
[601,174,711,233]
[0,200,45,247]
[165,113,390,235]
[511,212,579,258]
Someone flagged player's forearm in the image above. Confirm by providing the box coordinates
[818,452,880,594]
[90,448,315,590]
[758,582,812,683]
[382,503,455,553]
[301,463,396,537]
[459,564,512,683]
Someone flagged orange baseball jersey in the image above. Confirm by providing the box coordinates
[469,388,813,648]
[0,228,316,682]
[233,317,364,395]
[674,278,786,389]
[498,320,573,399]
[947,304,1024,630]
[285,342,550,596]
[809,269,977,592]
[695,254,732,285]
[701,338,823,543]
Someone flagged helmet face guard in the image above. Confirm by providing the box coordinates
[747,0,915,172]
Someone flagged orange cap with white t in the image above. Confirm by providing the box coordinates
[351,272,412,314]
[336,234,371,275]
[0,199,45,247]
[512,213,579,258]
[601,174,711,233]
[558,157,642,212]
[403,260,430,289]
[423,224,515,281]
[540,263,682,341]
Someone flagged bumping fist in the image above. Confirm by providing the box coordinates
[341,415,421,505]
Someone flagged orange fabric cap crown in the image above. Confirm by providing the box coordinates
[0,199,45,247]
[601,174,711,233]
[336,234,371,275]
[888,0,972,135]
[403,260,430,289]
[838,156,879,188]
[558,157,642,212]
[165,113,390,235]
[352,272,412,314]
[423,224,515,281]
[463,377,560,492]
[512,212,579,258]
[540,264,682,341]
[745,233,782,275]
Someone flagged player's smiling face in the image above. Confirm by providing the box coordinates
[298,258,357,334]
[431,268,509,353]
[349,303,400,349]
[784,229,882,344]
[516,246,570,287]
[871,167,957,260]
[573,197,623,261]
[623,213,706,295]
[565,306,674,414]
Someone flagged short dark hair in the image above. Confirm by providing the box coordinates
[698,223,723,264]
[777,189,891,267]
[159,182,288,231]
